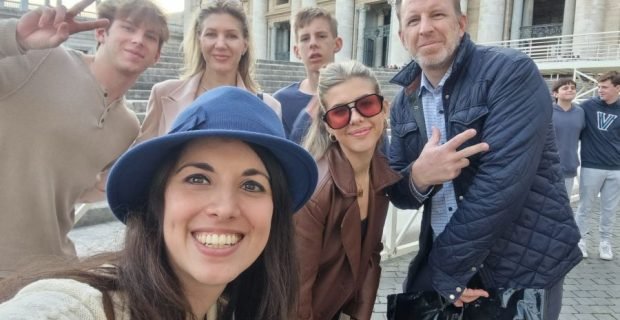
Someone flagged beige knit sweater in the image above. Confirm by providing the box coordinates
[0,19,140,277]
[0,279,129,319]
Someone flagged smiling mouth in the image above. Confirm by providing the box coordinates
[193,232,242,249]
[125,50,144,59]
[350,127,371,136]
[419,42,440,49]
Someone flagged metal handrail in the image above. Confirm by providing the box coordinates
[481,31,620,64]
[381,205,421,260]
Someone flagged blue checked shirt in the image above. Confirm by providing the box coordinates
[412,66,458,239]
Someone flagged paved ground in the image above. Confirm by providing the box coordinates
[370,200,620,320]
[69,200,620,319]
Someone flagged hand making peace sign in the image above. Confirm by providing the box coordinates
[16,0,110,51]
[410,128,490,192]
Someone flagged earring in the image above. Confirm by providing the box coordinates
[329,133,337,142]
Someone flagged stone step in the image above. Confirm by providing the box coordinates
[152,61,183,70]
[255,74,306,82]
[126,59,402,116]
[126,90,153,100]
[136,74,178,85]
[255,65,305,72]
[256,59,305,67]
[158,55,184,63]
[126,100,148,114]
[131,81,158,91]
[139,67,180,76]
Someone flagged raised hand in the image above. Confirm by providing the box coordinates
[410,128,489,192]
[16,0,109,50]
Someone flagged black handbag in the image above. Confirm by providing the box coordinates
[387,291,463,320]
[387,289,527,320]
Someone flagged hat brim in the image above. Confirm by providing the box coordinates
[107,129,318,223]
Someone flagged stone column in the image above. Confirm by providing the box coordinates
[184,0,199,34]
[477,0,505,42]
[510,0,524,40]
[561,0,576,36]
[251,0,268,60]
[387,0,410,67]
[603,0,620,33]
[573,0,605,58]
[355,5,367,62]
[374,12,385,67]
[559,0,576,56]
[573,0,604,35]
[335,0,355,61]
[283,27,291,60]
[460,0,468,14]
[301,0,316,7]
[290,0,301,61]
[522,0,533,27]
[270,23,278,60]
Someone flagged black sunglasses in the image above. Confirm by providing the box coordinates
[322,93,384,129]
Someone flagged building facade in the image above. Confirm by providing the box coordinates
[183,0,620,68]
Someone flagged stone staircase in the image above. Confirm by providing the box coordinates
[254,59,402,104]
[1,5,402,116]
[126,50,402,119]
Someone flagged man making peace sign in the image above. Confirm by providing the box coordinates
[0,0,168,278]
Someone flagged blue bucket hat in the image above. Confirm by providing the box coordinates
[107,86,318,223]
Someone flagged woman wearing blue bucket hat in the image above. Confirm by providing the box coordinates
[0,87,318,320]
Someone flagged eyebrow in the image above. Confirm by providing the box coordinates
[175,163,270,179]
[176,162,214,174]
[203,27,241,33]
[121,19,160,35]
[243,168,270,180]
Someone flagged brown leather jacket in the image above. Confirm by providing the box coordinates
[294,145,401,320]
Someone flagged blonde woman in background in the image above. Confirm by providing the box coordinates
[136,0,281,143]
[295,61,401,320]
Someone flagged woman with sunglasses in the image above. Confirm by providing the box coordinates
[296,61,401,320]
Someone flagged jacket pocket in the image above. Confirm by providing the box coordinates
[391,121,422,161]
[450,105,489,126]
[449,105,489,150]
[391,121,419,138]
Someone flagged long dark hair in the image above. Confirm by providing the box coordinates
[0,142,298,320]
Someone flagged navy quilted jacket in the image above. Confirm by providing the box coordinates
[387,33,582,302]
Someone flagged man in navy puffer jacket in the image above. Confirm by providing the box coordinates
[387,0,582,318]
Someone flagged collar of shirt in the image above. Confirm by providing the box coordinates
[419,63,454,97]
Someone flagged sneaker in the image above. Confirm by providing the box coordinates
[578,239,588,258]
[599,241,613,260]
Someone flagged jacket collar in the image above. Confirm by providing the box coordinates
[326,144,401,197]
[390,33,475,93]
[166,72,247,102]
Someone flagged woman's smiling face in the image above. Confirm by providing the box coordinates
[162,137,273,295]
